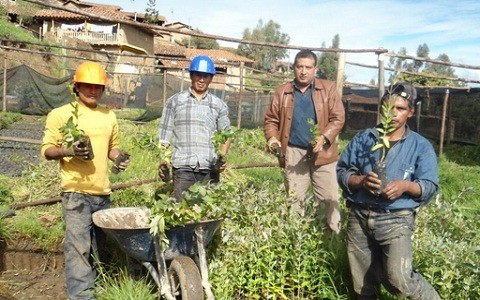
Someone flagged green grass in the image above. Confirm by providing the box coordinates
[0,112,22,129]
[96,268,157,300]
[0,18,39,44]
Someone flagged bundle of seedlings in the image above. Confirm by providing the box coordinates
[59,102,94,160]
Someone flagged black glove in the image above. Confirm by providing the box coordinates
[270,142,283,158]
[62,140,91,159]
[112,151,130,174]
[158,161,171,182]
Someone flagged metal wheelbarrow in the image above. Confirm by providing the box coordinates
[92,207,222,300]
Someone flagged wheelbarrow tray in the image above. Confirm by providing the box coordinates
[92,207,222,262]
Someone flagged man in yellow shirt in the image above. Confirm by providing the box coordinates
[41,61,129,300]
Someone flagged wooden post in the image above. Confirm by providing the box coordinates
[253,90,259,124]
[336,52,345,100]
[3,56,7,112]
[415,101,422,133]
[236,62,244,129]
[345,97,351,131]
[180,68,185,92]
[122,77,129,107]
[447,96,453,144]
[221,87,226,103]
[62,38,67,77]
[439,89,449,156]
[163,69,167,106]
[377,52,385,124]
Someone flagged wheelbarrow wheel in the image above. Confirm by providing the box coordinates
[168,256,203,300]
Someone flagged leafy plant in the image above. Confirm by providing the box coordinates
[307,118,319,144]
[157,144,172,165]
[59,102,86,148]
[129,131,172,179]
[211,128,235,171]
[148,182,225,248]
[371,98,396,163]
[131,132,158,151]
[211,128,235,156]
[307,118,320,159]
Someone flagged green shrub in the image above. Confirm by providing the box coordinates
[97,268,156,300]
[0,112,22,129]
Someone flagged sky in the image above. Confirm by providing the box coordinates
[91,0,480,86]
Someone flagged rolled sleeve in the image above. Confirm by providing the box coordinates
[415,179,438,203]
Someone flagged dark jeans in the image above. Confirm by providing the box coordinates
[62,192,110,300]
[347,207,440,300]
[172,168,214,201]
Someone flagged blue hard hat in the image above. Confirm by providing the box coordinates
[189,55,216,75]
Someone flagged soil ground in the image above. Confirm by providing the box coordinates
[0,117,67,300]
[0,238,66,300]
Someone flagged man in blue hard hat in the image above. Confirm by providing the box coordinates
[157,55,232,201]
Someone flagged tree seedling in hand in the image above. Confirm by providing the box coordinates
[306,118,320,160]
[158,144,172,182]
[371,97,396,193]
[59,102,94,160]
[211,128,235,173]
[371,98,396,163]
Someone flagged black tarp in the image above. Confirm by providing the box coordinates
[0,64,73,115]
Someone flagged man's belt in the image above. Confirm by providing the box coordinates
[348,201,413,214]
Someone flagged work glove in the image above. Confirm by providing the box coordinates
[112,151,130,174]
[267,137,282,157]
[158,161,171,182]
[62,140,91,159]
[267,137,280,148]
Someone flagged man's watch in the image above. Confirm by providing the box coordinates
[322,135,329,146]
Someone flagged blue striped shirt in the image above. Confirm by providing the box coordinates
[158,89,230,170]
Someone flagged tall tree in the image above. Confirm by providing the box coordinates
[237,19,290,72]
[387,43,461,86]
[413,43,429,72]
[317,34,340,80]
[144,0,160,24]
[389,44,429,75]
[423,53,463,86]
[425,53,455,77]
[181,28,219,49]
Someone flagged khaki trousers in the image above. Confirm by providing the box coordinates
[284,145,341,233]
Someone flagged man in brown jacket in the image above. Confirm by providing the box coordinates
[264,49,345,233]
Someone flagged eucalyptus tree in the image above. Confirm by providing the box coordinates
[237,19,290,72]
[317,34,341,81]
[182,28,220,49]
[144,0,160,24]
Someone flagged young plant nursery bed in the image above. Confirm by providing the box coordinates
[0,238,66,300]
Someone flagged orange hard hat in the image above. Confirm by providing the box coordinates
[73,61,108,86]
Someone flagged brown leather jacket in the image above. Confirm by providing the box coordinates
[264,78,345,167]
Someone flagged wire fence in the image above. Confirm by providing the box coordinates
[1,0,480,144]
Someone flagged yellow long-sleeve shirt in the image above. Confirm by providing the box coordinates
[41,102,119,195]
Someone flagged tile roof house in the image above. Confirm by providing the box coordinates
[157,22,193,45]
[154,42,254,91]
[33,0,165,74]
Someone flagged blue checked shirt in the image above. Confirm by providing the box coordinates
[158,89,230,170]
